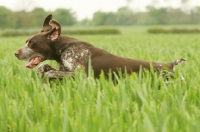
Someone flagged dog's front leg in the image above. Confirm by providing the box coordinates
[44,70,75,81]
[36,63,75,81]
[36,64,57,77]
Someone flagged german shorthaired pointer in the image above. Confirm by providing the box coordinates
[14,14,186,81]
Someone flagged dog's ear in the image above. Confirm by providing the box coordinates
[44,14,52,26]
[46,19,61,41]
[41,14,52,32]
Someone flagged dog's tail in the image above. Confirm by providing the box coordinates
[172,58,186,66]
[169,58,186,81]
[161,58,186,81]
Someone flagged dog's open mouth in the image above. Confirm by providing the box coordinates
[25,56,42,68]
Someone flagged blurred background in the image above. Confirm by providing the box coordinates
[0,0,200,35]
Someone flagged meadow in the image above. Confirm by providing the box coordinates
[0,26,200,132]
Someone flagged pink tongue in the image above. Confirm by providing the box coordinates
[25,57,41,68]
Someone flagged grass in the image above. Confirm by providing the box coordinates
[0,26,200,132]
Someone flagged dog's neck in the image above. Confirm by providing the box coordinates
[48,36,94,71]
[50,36,93,55]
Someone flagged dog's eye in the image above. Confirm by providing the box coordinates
[30,43,37,49]
[27,39,32,44]
[28,41,36,48]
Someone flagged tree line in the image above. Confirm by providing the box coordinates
[1,5,200,29]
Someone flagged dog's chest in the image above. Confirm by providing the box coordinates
[61,44,91,71]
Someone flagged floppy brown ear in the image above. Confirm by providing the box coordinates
[41,14,52,32]
[46,19,61,41]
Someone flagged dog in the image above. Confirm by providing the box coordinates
[14,14,186,81]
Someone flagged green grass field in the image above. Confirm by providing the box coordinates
[0,26,199,132]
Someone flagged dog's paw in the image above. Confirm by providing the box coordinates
[36,64,56,77]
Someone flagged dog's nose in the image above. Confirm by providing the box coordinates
[14,50,20,57]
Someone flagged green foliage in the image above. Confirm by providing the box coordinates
[91,7,136,26]
[0,7,77,29]
[58,27,120,35]
[0,27,199,132]
[29,8,50,27]
[0,6,15,29]
[54,8,77,26]
[0,29,34,36]
[89,6,200,26]
[92,11,109,25]
[147,27,200,34]
[0,27,120,36]
[1,5,200,29]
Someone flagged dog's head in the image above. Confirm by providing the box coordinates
[14,15,62,68]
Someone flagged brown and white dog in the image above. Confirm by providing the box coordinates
[14,14,186,81]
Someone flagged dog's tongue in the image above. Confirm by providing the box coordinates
[25,57,42,68]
